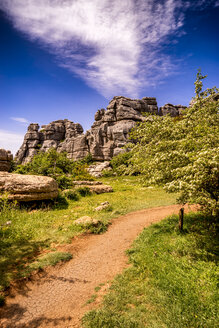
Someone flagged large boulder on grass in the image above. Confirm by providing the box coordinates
[0,172,58,201]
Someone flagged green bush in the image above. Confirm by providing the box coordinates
[64,190,79,201]
[55,175,73,190]
[77,187,91,197]
[110,152,139,176]
[14,148,94,189]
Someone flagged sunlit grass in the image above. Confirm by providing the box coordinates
[82,212,218,328]
[0,176,177,299]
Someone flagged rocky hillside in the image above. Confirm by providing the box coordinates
[16,96,186,164]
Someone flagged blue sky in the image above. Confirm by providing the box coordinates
[0,0,218,154]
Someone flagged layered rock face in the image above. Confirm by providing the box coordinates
[0,172,58,201]
[16,120,84,164]
[160,104,187,117]
[16,96,185,164]
[0,149,13,171]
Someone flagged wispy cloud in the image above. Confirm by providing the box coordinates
[0,0,215,98]
[0,129,24,155]
[11,117,30,124]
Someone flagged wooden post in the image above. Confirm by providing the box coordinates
[179,208,184,231]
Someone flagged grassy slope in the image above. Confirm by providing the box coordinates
[82,213,218,328]
[0,176,177,297]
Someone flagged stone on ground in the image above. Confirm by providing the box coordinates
[95,201,110,211]
[0,172,58,201]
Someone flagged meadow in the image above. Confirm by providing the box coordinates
[0,176,177,303]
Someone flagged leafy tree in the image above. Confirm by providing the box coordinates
[129,72,219,216]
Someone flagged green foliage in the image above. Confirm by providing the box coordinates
[86,220,109,234]
[64,190,79,201]
[55,174,73,190]
[110,151,133,176]
[53,193,69,209]
[129,71,219,215]
[83,213,218,328]
[25,251,72,274]
[77,187,92,197]
[0,176,177,301]
[15,148,94,189]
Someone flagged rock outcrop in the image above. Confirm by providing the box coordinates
[16,120,84,164]
[0,172,58,201]
[87,162,112,177]
[0,149,13,172]
[160,104,187,117]
[16,96,186,164]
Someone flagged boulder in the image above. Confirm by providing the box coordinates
[88,185,113,194]
[0,172,58,201]
[0,149,13,172]
[72,181,102,185]
[74,216,99,226]
[87,162,112,178]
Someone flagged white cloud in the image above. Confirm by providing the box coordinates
[0,130,24,155]
[0,0,214,98]
[11,117,30,124]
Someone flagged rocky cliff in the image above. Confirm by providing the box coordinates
[16,96,186,164]
[0,149,13,171]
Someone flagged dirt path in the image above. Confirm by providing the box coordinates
[0,204,195,328]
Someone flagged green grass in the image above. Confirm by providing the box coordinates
[82,212,218,328]
[0,176,177,300]
[22,251,72,276]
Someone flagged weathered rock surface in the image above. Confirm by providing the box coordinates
[0,149,13,172]
[87,185,113,194]
[72,181,103,185]
[16,96,186,164]
[0,172,58,201]
[87,162,112,178]
[95,201,110,211]
[160,104,187,117]
[74,216,99,226]
[16,120,84,164]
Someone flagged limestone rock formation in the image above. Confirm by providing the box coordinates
[0,172,58,201]
[87,162,112,178]
[16,96,186,164]
[16,96,158,164]
[0,149,13,172]
[16,120,84,164]
[160,104,187,117]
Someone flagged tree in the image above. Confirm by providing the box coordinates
[129,72,219,216]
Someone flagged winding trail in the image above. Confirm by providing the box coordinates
[0,204,195,328]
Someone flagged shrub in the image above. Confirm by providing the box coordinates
[110,151,139,176]
[77,187,91,197]
[55,175,73,190]
[64,190,79,201]
[14,149,94,189]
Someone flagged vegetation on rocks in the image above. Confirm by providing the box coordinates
[14,148,94,189]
